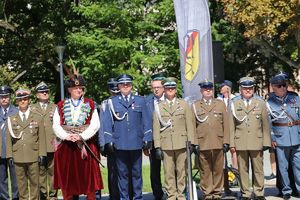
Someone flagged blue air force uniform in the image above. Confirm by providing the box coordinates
[98,78,121,200]
[103,74,152,200]
[267,91,300,196]
[104,94,152,149]
[267,72,300,197]
[0,86,19,200]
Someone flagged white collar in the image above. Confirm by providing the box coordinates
[19,108,30,120]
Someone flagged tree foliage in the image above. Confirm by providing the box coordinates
[219,0,300,70]
[0,0,179,103]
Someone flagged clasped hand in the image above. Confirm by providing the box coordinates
[65,134,81,142]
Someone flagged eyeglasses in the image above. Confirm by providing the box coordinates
[274,83,287,88]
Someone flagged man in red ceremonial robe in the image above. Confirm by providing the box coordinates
[52,73,103,200]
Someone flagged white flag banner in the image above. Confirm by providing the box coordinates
[174,0,214,101]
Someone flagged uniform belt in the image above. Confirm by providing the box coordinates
[272,120,300,127]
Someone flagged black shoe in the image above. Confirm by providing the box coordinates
[255,197,266,200]
[240,197,251,200]
[265,173,276,180]
[283,194,291,200]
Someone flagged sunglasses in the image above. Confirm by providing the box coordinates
[274,83,287,88]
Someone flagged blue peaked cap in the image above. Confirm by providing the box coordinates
[117,74,133,84]
[198,80,214,88]
[270,72,289,84]
[220,80,233,88]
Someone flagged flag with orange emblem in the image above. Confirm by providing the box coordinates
[174,0,214,101]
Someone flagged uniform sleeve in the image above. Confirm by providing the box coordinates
[97,105,105,147]
[142,98,152,142]
[192,103,198,146]
[52,107,69,140]
[103,101,114,144]
[222,102,230,144]
[266,101,276,142]
[185,102,196,145]
[261,102,271,147]
[5,119,12,159]
[152,111,161,148]
[229,103,236,148]
[38,118,47,157]
[80,109,100,140]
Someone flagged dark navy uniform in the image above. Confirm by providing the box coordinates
[145,94,164,200]
[98,78,120,200]
[103,74,152,200]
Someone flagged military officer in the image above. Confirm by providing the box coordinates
[153,77,195,200]
[6,88,47,200]
[31,82,57,200]
[145,72,165,200]
[266,72,300,200]
[0,85,19,200]
[98,78,120,200]
[192,80,230,200]
[103,74,152,200]
[230,77,271,200]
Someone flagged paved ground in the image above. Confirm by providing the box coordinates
[58,151,300,199]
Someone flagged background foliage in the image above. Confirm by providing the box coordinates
[0,0,299,103]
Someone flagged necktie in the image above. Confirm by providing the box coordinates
[42,103,46,110]
[246,100,250,109]
[22,113,26,122]
[125,96,129,103]
[169,101,173,111]
[3,108,7,117]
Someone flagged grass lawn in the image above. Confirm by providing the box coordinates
[101,165,200,195]
[101,164,164,194]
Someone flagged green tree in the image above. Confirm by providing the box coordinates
[0,0,180,102]
[219,0,300,70]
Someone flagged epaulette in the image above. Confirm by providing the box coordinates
[111,95,119,100]
[252,94,264,100]
[231,95,242,102]
[287,91,298,96]
[265,92,274,98]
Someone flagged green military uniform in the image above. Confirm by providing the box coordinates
[193,98,230,199]
[31,102,57,200]
[6,108,46,200]
[153,92,195,200]
[230,77,271,199]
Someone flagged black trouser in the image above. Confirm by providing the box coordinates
[150,148,164,200]
[107,152,120,200]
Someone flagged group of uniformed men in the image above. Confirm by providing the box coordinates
[0,70,299,200]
